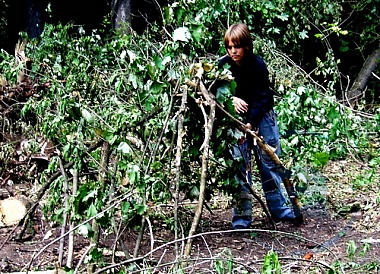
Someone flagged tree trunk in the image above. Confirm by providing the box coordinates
[111,0,132,32]
[347,41,380,107]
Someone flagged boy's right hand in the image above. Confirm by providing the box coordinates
[232,96,248,114]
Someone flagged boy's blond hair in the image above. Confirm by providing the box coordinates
[223,23,253,53]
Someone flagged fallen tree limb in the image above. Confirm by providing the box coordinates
[184,79,216,259]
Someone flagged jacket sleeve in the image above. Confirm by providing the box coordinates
[247,58,274,128]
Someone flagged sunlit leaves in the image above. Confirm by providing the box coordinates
[117,142,132,155]
[173,27,191,42]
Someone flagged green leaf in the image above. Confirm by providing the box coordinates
[129,74,138,89]
[173,27,191,42]
[86,203,97,218]
[277,13,289,21]
[117,142,132,154]
[299,30,309,39]
[81,108,94,123]
[154,56,165,70]
[150,81,166,94]
[216,85,231,104]
[121,202,131,215]
[128,164,140,184]
[148,62,157,77]
[190,186,200,198]
[313,152,329,167]
[192,26,203,43]
[83,190,97,202]
[127,49,137,63]
[135,204,147,215]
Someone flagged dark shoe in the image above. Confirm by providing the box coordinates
[232,224,250,230]
[232,215,252,229]
[272,213,296,223]
[265,189,296,222]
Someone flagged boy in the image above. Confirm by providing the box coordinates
[218,23,296,229]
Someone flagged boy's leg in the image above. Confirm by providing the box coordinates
[230,138,253,229]
[257,111,295,222]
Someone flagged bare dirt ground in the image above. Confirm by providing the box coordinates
[0,159,379,273]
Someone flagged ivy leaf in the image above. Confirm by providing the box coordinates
[277,13,289,21]
[129,74,138,89]
[190,186,200,198]
[299,30,309,39]
[290,136,299,146]
[120,50,127,60]
[128,164,140,184]
[151,81,166,94]
[81,108,94,123]
[127,49,136,63]
[148,62,157,77]
[121,202,131,216]
[83,190,97,202]
[154,56,165,70]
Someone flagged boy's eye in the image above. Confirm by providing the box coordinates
[227,45,242,49]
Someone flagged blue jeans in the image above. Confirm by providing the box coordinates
[231,110,293,228]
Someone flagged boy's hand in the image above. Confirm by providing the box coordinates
[232,96,248,113]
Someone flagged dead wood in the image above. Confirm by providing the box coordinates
[184,79,216,258]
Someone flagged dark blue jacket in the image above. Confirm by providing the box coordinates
[218,53,274,127]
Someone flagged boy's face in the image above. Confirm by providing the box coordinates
[227,40,245,65]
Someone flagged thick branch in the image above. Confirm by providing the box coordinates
[184,81,216,258]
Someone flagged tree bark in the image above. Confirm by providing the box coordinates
[26,0,45,39]
[347,41,380,107]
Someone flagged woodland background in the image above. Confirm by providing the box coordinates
[0,0,379,273]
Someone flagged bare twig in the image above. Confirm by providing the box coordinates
[173,84,187,257]
[67,168,78,268]
[16,139,102,240]
[145,217,155,257]
[58,157,70,266]
[133,217,146,258]
[25,192,134,272]
[74,244,96,274]
[88,141,110,274]
[94,227,343,274]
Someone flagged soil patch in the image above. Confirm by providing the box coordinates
[0,160,379,273]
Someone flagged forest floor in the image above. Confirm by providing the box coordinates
[0,159,379,273]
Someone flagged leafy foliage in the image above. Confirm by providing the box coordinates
[0,0,377,229]
[0,0,379,272]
